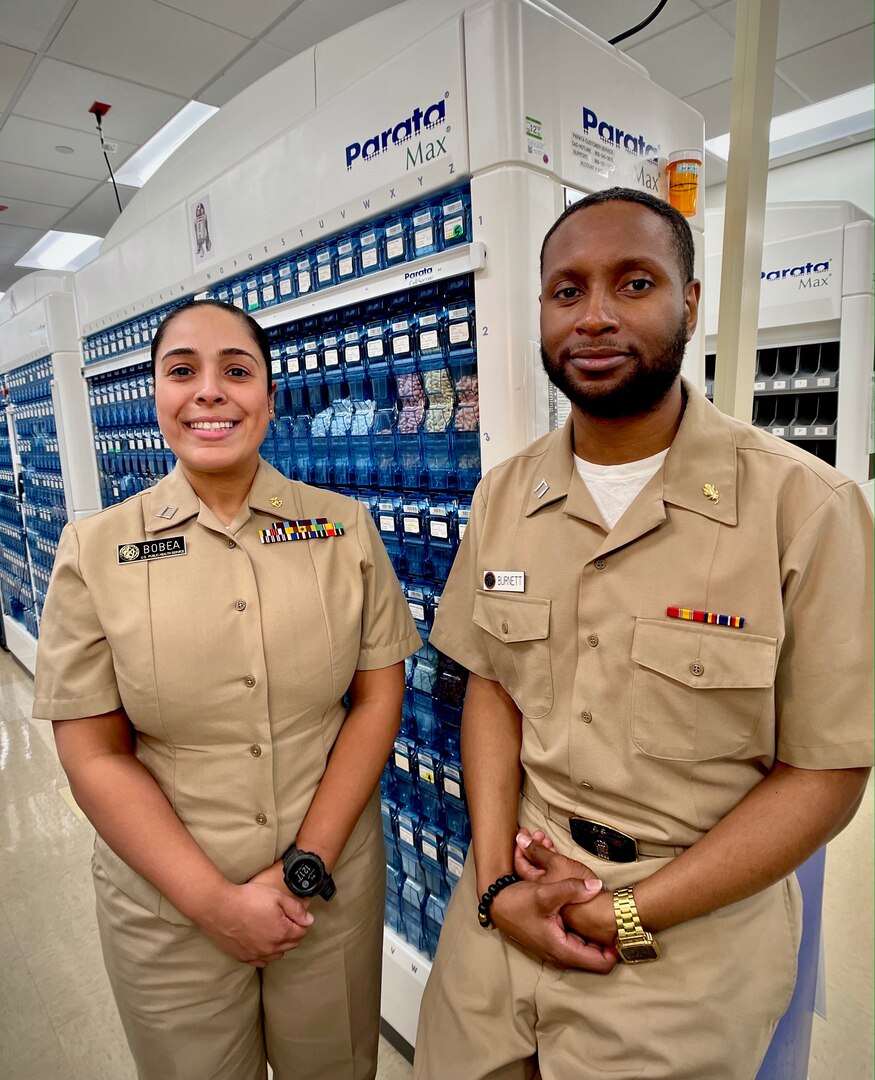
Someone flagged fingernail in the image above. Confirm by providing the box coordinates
[304,912,315,924]
[584,878,603,893]
[516,832,532,848]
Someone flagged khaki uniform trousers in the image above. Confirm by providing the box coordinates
[94,811,386,1080]
[414,796,802,1080]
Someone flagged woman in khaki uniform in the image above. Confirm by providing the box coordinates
[33,300,421,1080]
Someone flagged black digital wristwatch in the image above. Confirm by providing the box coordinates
[281,844,336,901]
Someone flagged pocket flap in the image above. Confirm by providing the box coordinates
[632,618,776,689]
[472,592,551,643]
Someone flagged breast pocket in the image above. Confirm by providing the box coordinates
[630,618,777,761]
[472,592,553,718]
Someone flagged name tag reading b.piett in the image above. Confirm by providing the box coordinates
[483,570,525,593]
[118,537,187,564]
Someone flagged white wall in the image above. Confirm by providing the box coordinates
[706,141,874,217]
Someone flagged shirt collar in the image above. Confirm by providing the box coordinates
[524,378,737,526]
[143,458,296,534]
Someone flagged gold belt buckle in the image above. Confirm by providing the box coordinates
[569,817,639,863]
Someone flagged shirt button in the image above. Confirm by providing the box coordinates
[690,660,705,677]
[235,599,247,612]
[579,781,593,790]
[501,621,509,635]
[255,812,267,826]
[243,675,257,688]
[227,540,237,549]
[594,558,607,570]
[587,634,599,648]
[581,710,593,724]
[250,744,262,757]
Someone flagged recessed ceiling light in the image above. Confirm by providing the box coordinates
[705,84,874,163]
[113,100,218,188]
[15,230,102,271]
[55,145,75,154]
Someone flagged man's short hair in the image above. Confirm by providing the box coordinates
[539,187,696,285]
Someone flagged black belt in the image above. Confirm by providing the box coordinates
[521,782,686,863]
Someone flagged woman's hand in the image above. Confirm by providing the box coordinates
[199,881,314,967]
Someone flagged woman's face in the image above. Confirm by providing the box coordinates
[154,306,275,479]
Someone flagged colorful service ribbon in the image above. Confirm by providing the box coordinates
[667,606,745,629]
[259,518,345,544]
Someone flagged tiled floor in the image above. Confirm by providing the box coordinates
[0,646,871,1079]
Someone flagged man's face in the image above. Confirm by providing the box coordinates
[539,201,700,419]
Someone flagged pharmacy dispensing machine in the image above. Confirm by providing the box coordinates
[0,274,100,674]
[71,0,706,1052]
[705,201,874,486]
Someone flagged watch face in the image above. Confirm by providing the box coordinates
[289,857,321,895]
[620,941,660,963]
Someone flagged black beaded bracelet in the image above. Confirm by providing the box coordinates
[477,872,521,930]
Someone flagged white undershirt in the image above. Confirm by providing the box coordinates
[573,448,669,530]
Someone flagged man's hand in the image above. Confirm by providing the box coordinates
[490,855,618,974]
[199,881,314,967]
[516,830,619,948]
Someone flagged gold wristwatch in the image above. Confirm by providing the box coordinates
[612,886,661,963]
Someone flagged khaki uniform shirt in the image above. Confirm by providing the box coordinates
[430,382,873,850]
[34,459,421,920]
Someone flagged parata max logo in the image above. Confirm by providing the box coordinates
[761,260,832,289]
[345,98,447,170]
[582,107,660,164]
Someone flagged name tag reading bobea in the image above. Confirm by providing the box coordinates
[482,570,525,593]
[118,537,187,564]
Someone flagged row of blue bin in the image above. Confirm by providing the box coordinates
[82,187,472,364]
[4,356,53,405]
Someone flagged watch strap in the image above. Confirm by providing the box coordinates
[613,885,644,937]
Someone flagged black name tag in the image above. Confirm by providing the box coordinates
[118,537,187,564]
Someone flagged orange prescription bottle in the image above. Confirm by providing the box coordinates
[666,149,703,217]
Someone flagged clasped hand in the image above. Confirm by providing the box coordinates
[200,862,314,968]
[488,829,619,973]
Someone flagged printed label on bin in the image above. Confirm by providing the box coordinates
[817,376,832,387]
[418,763,435,785]
[394,750,410,772]
[378,514,395,532]
[794,378,809,389]
[443,777,462,799]
[415,227,433,250]
[444,217,464,241]
[399,824,415,846]
[387,237,404,259]
[449,323,470,343]
[393,334,411,354]
[403,517,421,535]
[317,264,332,283]
[362,248,378,268]
[754,381,765,391]
[447,854,464,878]
[345,345,361,365]
[338,257,354,277]
[408,602,426,622]
[420,330,439,351]
[262,285,275,303]
[279,279,293,296]
[324,349,339,368]
[421,840,438,861]
[271,359,283,375]
[305,354,319,371]
[814,426,829,436]
[429,520,449,540]
[367,340,384,358]
[772,380,787,390]
[297,271,311,293]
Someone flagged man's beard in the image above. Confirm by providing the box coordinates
[540,317,689,420]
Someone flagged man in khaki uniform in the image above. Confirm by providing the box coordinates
[34,301,421,1080]
[414,188,873,1080]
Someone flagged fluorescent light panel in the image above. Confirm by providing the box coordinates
[113,101,219,188]
[705,84,874,162]
[16,230,102,271]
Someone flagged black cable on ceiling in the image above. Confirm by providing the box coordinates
[609,0,670,46]
[94,111,123,215]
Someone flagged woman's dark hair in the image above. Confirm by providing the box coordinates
[540,186,696,285]
[149,299,273,389]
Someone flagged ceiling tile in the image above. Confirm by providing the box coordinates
[0,196,68,231]
[13,58,186,144]
[154,0,300,39]
[266,0,401,56]
[626,13,736,98]
[708,0,873,61]
[48,0,249,98]
[0,43,35,112]
[777,27,875,101]
[0,116,139,182]
[684,75,809,138]
[0,163,97,208]
[199,41,293,108]
[0,0,70,52]
[554,0,701,47]
[55,181,137,235]
[0,222,46,252]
